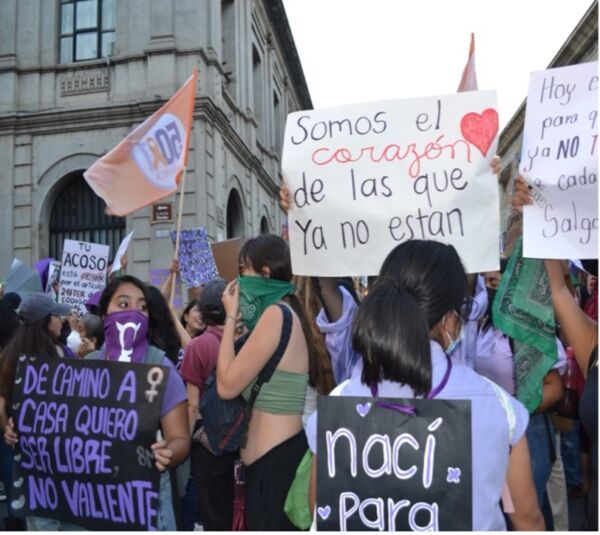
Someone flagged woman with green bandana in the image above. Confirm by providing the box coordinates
[217,235,315,531]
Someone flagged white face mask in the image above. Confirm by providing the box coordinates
[444,311,464,354]
[66,330,82,353]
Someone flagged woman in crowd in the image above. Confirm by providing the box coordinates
[4,277,189,531]
[91,276,189,531]
[0,294,74,530]
[217,235,314,530]
[180,300,206,342]
[305,240,544,530]
[514,175,598,530]
[146,285,185,366]
[0,296,23,530]
[180,278,234,530]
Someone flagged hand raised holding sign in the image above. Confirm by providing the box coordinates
[151,439,174,472]
[4,417,17,447]
[279,183,291,213]
[512,176,534,213]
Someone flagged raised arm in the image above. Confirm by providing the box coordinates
[216,281,280,399]
[160,258,179,301]
[545,259,598,376]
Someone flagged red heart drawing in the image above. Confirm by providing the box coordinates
[460,108,499,157]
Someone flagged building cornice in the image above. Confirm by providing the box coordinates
[0,46,226,77]
[0,96,279,195]
[264,0,313,111]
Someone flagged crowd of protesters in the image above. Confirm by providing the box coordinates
[0,168,597,532]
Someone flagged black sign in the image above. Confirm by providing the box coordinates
[316,396,472,531]
[10,356,167,531]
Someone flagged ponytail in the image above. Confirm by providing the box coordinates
[353,279,432,396]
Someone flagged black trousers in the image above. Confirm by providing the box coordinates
[191,442,237,531]
[245,431,308,531]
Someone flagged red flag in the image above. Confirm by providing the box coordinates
[457,33,478,92]
[84,69,197,216]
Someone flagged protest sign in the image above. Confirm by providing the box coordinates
[149,268,183,309]
[521,62,598,259]
[111,231,135,274]
[10,356,167,531]
[59,240,109,315]
[316,396,472,531]
[211,237,244,282]
[45,261,61,302]
[282,91,500,275]
[171,227,219,288]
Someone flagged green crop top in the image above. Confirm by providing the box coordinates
[242,369,308,415]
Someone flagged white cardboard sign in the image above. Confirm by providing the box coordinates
[521,62,598,259]
[282,91,500,276]
[111,230,135,274]
[59,239,109,314]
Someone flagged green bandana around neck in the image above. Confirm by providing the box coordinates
[238,275,295,331]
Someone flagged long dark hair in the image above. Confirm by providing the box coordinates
[146,286,181,365]
[240,235,323,387]
[0,299,20,349]
[0,316,59,405]
[294,276,336,395]
[354,240,469,396]
[100,276,178,364]
[99,274,150,317]
[181,299,204,331]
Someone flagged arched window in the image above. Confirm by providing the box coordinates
[49,171,125,261]
[226,189,244,239]
[260,216,269,235]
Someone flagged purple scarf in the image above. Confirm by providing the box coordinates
[103,310,149,363]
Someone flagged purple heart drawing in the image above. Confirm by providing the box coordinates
[356,402,372,417]
[317,505,332,520]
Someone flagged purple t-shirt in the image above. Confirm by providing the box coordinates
[315,285,361,384]
[180,326,223,396]
[309,296,530,531]
[159,356,188,418]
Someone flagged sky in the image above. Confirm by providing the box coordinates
[282,0,594,129]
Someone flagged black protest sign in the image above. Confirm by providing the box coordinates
[10,356,168,531]
[316,396,472,531]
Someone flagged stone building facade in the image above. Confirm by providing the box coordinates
[0,0,312,281]
[497,1,597,253]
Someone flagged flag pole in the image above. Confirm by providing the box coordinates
[170,168,187,306]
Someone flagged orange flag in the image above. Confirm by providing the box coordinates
[84,69,197,216]
[457,33,478,92]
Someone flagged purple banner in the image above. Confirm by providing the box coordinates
[171,227,219,288]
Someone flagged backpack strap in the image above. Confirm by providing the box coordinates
[246,303,293,407]
[143,345,167,366]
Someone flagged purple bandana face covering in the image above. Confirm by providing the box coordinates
[104,310,149,363]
